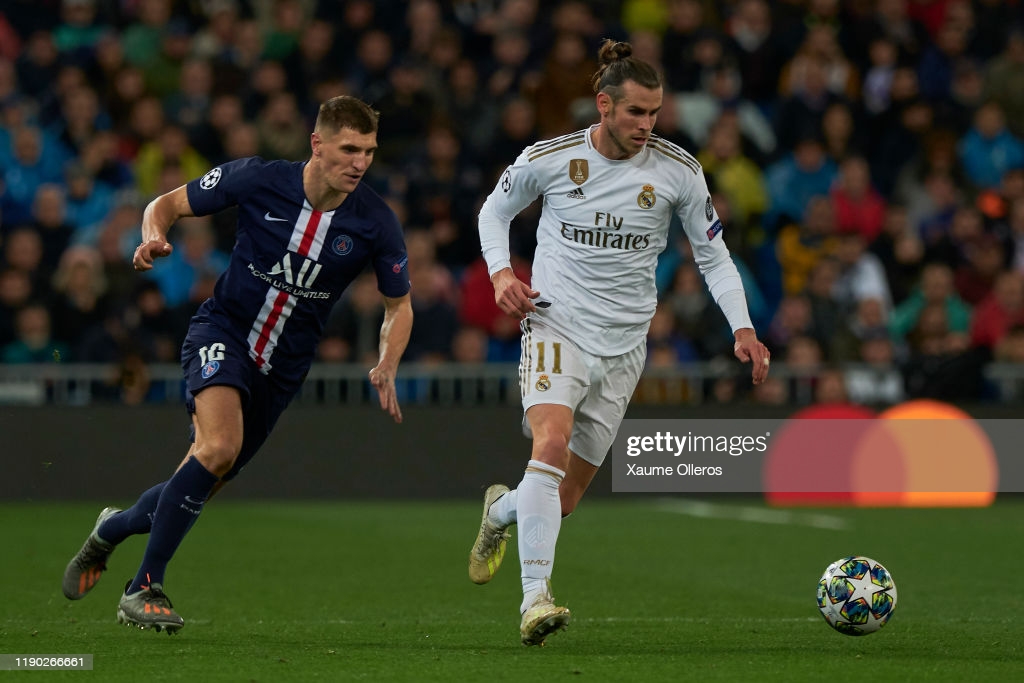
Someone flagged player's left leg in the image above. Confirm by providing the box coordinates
[117,386,240,633]
[517,404,573,646]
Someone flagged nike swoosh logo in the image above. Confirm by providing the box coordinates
[184,495,205,505]
[264,212,289,222]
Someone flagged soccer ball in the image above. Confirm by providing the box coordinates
[816,556,897,636]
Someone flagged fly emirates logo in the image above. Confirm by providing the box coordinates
[559,211,651,251]
[248,253,331,299]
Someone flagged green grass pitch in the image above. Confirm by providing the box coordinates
[2,498,1021,681]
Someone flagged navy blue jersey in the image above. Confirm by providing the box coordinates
[185,157,410,382]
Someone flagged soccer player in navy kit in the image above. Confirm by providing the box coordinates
[62,96,413,633]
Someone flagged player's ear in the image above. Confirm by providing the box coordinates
[596,92,611,116]
[310,131,321,156]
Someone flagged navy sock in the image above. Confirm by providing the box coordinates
[127,457,219,594]
[97,483,166,545]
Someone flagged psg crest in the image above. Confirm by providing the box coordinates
[201,360,220,379]
[332,235,354,256]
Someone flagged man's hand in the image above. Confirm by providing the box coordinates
[733,328,771,385]
[369,365,403,423]
[491,267,540,319]
[133,240,173,271]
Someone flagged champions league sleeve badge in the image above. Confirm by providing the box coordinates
[200,167,222,190]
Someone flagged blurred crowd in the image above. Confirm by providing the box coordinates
[2,0,1024,406]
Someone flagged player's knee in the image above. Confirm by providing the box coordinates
[193,437,241,477]
[533,432,569,466]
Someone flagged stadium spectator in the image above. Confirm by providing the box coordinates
[144,215,228,309]
[450,324,488,364]
[917,13,971,103]
[14,30,60,103]
[133,123,209,199]
[844,328,906,405]
[1,301,69,364]
[779,23,860,102]
[784,334,824,405]
[862,37,899,115]
[533,31,597,139]
[402,119,484,268]
[831,156,887,243]
[458,255,531,362]
[727,0,786,110]
[64,160,115,244]
[775,194,838,296]
[831,228,894,315]
[893,127,969,218]
[403,229,459,363]
[870,205,926,305]
[831,296,891,363]
[0,268,34,347]
[903,300,986,400]
[29,183,75,271]
[889,262,971,344]
[163,58,214,146]
[1,125,65,227]
[958,100,1024,191]
[677,64,777,163]
[971,270,1024,350]
[766,293,815,358]
[954,230,1006,305]
[868,72,933,196]
[53,0,109,60]
[48,244,109,355]
[437,58,498,156]
[763,135,837,235]
[820,101,863,164]
[121,0,174,70]
[665,260,734,360]
[255,91,309,162]
[3,228,46,295]
[984,28,1024,137]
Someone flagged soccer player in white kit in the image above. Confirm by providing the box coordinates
[468,40,771,646]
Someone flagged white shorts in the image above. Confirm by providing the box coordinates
[519,318,647,467]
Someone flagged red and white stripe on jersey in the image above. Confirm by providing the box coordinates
[248,203,335,373]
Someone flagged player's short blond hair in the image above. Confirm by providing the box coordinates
[315,96,379,135]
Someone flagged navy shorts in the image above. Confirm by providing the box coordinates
[181,321,298,481]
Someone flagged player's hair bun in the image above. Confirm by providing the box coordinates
[598,40,633,64]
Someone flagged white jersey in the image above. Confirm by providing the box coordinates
[479,125,749,356]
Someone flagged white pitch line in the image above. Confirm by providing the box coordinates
[653,498,850,530]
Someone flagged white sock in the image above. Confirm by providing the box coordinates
[516,460,564,613]
[487,489,517,527]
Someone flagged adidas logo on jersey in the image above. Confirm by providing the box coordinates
[566,187,586,200]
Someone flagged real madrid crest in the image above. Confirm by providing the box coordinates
[535,374,551,391]
[637,184,656,209]
[569,159,589,186]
